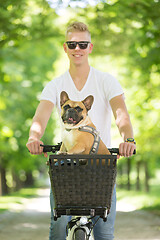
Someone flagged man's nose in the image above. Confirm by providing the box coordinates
[75,43,80,50]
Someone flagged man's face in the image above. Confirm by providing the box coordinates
[63,31,93,66]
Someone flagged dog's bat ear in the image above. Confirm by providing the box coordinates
[60,91,70,107]
[82,95,94,111]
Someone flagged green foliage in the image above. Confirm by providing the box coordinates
[0,0,61,192]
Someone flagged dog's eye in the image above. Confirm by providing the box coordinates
[64,104,71,110]
[75,106,83,112]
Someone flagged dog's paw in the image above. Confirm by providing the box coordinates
[67,152,73,155]
[57,151,67,155]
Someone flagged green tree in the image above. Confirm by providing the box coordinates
[0,0,62,194]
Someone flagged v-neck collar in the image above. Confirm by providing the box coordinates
[67,67,92,93]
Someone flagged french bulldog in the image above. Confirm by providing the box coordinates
[59,91,110,158]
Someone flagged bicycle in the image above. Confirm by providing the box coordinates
[41,143,135,240]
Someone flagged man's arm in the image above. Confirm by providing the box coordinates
[26,100,54,157]
[110,94,136,157]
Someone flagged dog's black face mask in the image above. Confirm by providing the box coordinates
[62,104,83,125]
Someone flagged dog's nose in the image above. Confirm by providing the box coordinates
[67,108,77,119]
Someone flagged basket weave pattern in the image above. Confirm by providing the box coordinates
[49,154,117,212]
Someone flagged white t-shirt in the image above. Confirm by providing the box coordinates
[40,66,124,147]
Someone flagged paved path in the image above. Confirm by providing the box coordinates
[115,210,160,240]
[0,189,50,240]
[0,188,160,240]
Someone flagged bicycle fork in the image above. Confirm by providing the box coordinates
[66,216,95,240]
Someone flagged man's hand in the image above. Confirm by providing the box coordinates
[26,138,48,158]
[118,142,136,158]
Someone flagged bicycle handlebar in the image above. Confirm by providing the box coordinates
[40,143,62,153]
[40,143,136,155]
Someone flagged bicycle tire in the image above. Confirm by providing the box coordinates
[73,228,87,240]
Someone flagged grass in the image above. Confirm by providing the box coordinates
[116,184,160,215]
[0,188,39,213]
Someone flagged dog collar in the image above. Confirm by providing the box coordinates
[79,126,100,154]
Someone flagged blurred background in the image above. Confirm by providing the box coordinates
[0,0,160,214]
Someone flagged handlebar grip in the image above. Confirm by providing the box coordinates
[40,143,61,153]
[108,148,136,155]
[40,144,53,152]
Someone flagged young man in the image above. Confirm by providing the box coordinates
[26,22,136,240]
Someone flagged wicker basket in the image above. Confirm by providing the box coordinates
[49,154,117,218]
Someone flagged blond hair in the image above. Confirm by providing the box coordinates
[66,22,91,40]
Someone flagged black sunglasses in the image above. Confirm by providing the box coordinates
[66,41,90,49]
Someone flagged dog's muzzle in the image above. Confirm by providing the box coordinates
[62,109,83,125]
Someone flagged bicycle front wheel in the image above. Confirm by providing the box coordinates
[73,228,87,240]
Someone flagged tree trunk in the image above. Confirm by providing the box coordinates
[24,171,34,187]
[0,171,2,196]
[136,161,141,191]
[127,158,131,190]
[118,165,124,188]
[12,170,23,191]
[144,161,149,192]
[0,166,9,195]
